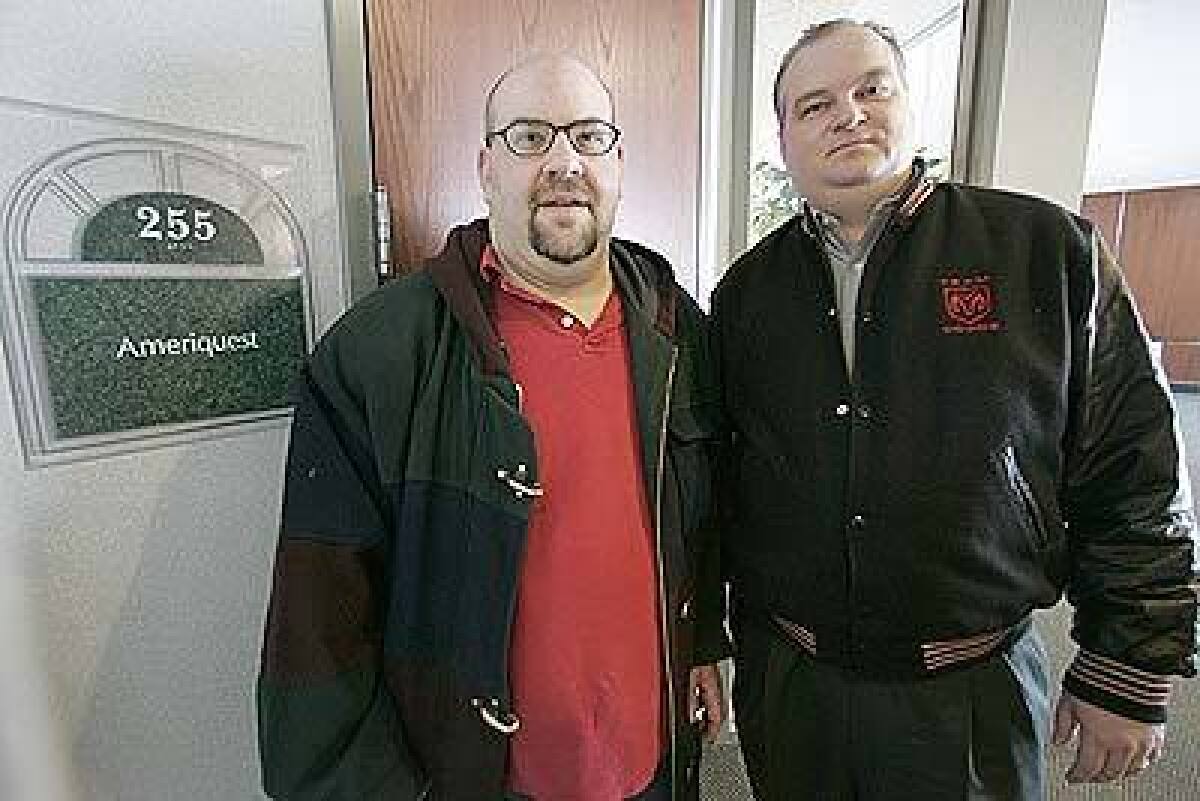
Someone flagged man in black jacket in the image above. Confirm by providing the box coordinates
[712,19,1197,800]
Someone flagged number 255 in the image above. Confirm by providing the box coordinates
[136,206,217,242]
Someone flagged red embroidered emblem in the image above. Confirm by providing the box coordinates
[939,275,1002,333]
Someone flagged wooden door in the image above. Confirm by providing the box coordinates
[1082,186,1200,385]
[365,0,701,291]
[1079,192,1123,260]
[1121,186,1200,384]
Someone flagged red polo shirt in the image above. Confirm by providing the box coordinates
[482,247,663,800]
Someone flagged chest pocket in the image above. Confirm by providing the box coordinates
[471,377,539,519]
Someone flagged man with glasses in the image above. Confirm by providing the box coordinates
[258,54,727,801]
[711,19,1197,800]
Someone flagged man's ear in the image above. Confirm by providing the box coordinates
[616,144,625,198]
[478,146,492,197]
[777,123,790,163]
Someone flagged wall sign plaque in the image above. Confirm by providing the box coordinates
[1,137,312,463]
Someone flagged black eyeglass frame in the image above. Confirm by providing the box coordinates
[484,118,622,156]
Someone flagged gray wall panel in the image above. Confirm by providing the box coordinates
[0,2,347,797]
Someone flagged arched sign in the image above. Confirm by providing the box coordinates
[1,138,311,461]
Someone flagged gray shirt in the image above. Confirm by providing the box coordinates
[807,197,899,375]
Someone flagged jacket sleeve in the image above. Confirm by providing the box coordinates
[257,335,425,799]
[689,409,734,666]
[677,294,733,667]
[1060,225,1199,723]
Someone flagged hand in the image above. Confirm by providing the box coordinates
[1052,692,1165,784]
[688,663,725,742]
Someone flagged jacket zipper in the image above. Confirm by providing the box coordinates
[654,347,679,799]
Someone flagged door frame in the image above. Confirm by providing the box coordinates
[324,0,377,305]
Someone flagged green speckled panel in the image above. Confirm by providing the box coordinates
[31,278,305,438]
[79,193,265,264]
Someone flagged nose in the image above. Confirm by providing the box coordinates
[541,130,584,178]
[833,97,868,131]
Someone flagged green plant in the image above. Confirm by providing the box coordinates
[749,160,802,244]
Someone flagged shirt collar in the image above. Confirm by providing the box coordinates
[798,157,928,243]
[480,243,623,332]
[480,244,555,308]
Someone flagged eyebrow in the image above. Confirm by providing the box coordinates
[792,67,894,108]
[857,67,893,85]
[793,87,832,107]
[491,115,611,129]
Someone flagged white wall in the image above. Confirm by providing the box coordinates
[0,2,346,798]
[1085,0,1200,192]
[990,0,1107,209]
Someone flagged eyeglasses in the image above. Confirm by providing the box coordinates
[485,119,621,157]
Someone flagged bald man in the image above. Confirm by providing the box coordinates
[258,55,728,801]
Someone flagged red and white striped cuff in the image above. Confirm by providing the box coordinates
[1064,648,1172,723]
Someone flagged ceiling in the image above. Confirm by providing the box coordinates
[758,0,962,43]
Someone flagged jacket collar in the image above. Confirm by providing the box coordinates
[424,218,679,375]
[797,156,940,242]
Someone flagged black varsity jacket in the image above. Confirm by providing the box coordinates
[712,176,1197,722]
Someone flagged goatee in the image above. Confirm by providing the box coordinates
[529,214,598,265]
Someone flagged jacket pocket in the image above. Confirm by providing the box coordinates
[667,402,719,537]
[473,379,540,518]
[994,442,1049,550]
